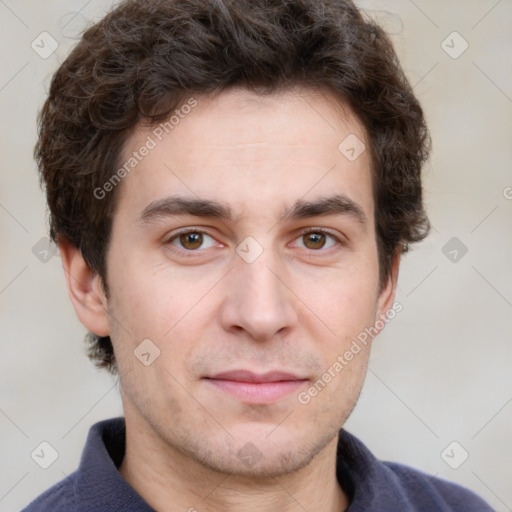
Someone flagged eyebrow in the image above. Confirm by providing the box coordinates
[138,194,367,227]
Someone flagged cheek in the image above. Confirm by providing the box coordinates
[295,261,379,332]
[106,257,215,364]
[290,265,380,379]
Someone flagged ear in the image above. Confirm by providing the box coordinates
[374,250,400,333]
[58,237,110,337]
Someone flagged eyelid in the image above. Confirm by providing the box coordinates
[164,227,221,257]
[163,226,345,257]
[165,227,215,242]
[292,227,345,250]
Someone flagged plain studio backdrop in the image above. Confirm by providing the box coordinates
[1,1,511,511]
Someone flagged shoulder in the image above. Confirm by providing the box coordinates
[337,429,494,511]
[20,473,76,512]
[381,461,494,511]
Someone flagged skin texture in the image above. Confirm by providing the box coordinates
[59,87,399,512]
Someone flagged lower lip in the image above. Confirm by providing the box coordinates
[205,379,308,404]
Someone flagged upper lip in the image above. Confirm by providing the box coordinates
[205,370,307,383]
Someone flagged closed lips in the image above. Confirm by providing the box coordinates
[203,370,309,404]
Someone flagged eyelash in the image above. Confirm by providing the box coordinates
[164,227,343,257]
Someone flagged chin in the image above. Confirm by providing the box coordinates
[199,444,320,479]
[181,425,338,480]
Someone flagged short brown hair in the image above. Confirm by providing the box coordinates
[36,0,430,373]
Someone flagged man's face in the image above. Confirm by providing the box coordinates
[104,87,396,477]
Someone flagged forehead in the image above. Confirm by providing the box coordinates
[115,87,373,224]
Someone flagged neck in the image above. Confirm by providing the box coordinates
[119,415,348,512]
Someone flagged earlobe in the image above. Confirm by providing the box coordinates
[58,237,110,337]
[375,250,400,330]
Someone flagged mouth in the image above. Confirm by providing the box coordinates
[202,370,309,404]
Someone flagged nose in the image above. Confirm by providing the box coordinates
[219,250,298,341]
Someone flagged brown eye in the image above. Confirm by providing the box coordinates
[295,230,339,251]
[167,230,217,252]
[303,232,327,249]
[179,232,203,250]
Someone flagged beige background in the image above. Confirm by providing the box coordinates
[1,1,511,510]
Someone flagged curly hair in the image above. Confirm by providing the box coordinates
[36,0,430,374]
